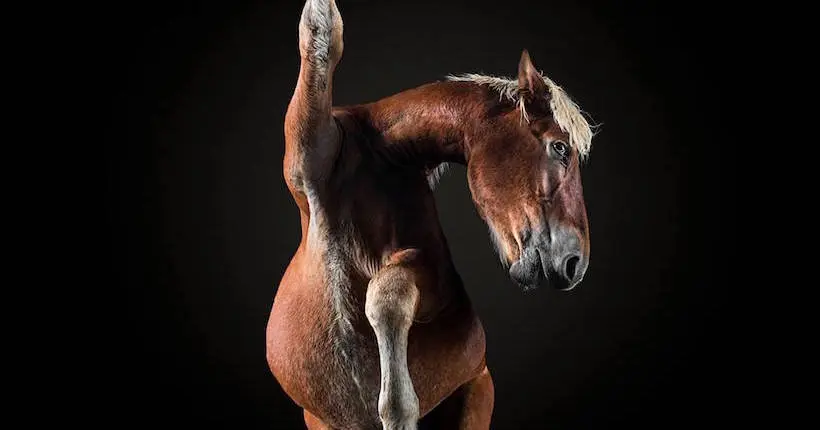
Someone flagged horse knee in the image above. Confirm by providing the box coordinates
[365,267,418,329]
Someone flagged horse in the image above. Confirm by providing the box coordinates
[266,1,595,428]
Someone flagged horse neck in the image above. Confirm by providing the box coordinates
[357,81,495,167]
[313,82,492,325]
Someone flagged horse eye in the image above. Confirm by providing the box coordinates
[551,141,568,157]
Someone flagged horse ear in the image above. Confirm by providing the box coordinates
[518,50,549,99]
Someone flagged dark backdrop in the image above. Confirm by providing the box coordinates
[105,0,743,427]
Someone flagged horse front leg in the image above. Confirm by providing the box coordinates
[285,0,344,183]
[365,263,421,430]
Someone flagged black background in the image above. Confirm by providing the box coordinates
[105,0,745,427]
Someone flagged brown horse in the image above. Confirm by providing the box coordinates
[266,1,595,428]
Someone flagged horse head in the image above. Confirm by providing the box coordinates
[464,50,594,291]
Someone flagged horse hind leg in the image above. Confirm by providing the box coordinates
[365,264,421,430]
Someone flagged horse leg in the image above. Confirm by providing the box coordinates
[418,366,495,430]
[286,0,344,176]
[365,264,421,430]
[303,409,333,430]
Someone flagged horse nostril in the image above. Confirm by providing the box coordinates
[564,255,580,280]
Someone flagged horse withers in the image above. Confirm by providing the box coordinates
[266,1,595,428]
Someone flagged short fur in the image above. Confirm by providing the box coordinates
[267,2,594,429]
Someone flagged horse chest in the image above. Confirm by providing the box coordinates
[268,269,486,427]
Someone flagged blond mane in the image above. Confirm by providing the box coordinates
[446,72,597,160]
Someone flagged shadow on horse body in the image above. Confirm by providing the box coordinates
[266,1,595,428]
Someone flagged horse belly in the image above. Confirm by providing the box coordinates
[266,269,383,428]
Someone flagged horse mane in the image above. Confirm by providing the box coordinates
[426,162,451,190]
[445,72,597,161]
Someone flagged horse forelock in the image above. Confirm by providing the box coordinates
[445,73,598,160]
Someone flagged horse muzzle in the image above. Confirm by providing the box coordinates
[508,225,588,291]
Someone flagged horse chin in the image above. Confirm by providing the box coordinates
[508,267,541,292]
[508,247,544,291]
